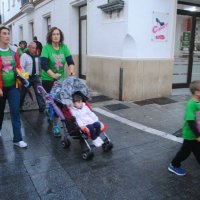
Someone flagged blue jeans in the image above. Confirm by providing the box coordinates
[0,86,23,142]
[86,122,101,140]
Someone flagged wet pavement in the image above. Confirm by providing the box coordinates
[0,89,200,200]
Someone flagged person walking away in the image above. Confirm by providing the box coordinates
[41,27,75,137]
[33,36,43,56]
[20,42,46,112]
[168,80,200,176]
[0,26,27,147]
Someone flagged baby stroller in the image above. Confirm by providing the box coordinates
[38,76,113,160]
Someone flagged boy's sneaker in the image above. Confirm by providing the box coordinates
[92,138,102,147]
[168,163,186,176]
[13,141,28,148]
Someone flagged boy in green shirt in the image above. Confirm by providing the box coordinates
[168,80,200,176]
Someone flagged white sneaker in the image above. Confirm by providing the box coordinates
[92,138,102,147]
[13,141,28,148]
[96,137,104,144]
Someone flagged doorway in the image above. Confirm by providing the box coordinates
[173,5,200,88]
[79,5,87,79]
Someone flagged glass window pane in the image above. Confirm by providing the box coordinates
[173,15,192,84]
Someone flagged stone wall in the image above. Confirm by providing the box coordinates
[86,56,173,101]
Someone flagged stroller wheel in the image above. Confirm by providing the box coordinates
[61,138,71,148]
[82,151,94,160]
[102,142,113,152]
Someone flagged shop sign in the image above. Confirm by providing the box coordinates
[181,31,191,50]
[152,11,169,42]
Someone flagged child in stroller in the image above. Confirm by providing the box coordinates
[38,76,113,160]
[70,93,104,147]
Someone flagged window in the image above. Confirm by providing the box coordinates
[46,16,51,31]
[9,25,13,44]
[12,0,15,7]
[2,2,5,23]
[42,14,51,42]
[19,26,23,41]
[8,0,10,11]
[29,21,34,40]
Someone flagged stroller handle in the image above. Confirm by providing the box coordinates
[37,85,47,95]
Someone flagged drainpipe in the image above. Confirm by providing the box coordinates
[119,67,123,101]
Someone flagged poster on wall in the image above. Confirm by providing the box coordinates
[152,11,169,42]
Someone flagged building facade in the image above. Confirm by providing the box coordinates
[0,0,199,101]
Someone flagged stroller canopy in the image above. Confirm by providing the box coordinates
[50,76,90,106]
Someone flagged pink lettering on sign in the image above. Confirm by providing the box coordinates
[152,23,168,33]
[155,35,165,40]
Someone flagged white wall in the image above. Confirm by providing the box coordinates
[87,0,126,57]
[1,0,177,59]
[0,0,21,23]
[127,0,176,59]
[3,0,79,54]
[88,0,177,59]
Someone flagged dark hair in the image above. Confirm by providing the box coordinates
[0,26,10,34]
[33,36,37,40]
[46,27,64,44]
[19,40,27,47]
[72,94,83,103]
[189,80,200,94]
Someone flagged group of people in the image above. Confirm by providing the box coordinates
[0,25,200,176]
[0,25,103,150]
[0,26,76,147]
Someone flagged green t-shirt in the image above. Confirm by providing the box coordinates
[182,98,200,140]
[18,48,27,57]
[41,43,71,81]
[0,49,15,87]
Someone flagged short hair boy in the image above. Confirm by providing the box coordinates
[168,80,200,176]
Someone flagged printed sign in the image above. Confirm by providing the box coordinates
[181,31,191,50]
[152,12,169,42]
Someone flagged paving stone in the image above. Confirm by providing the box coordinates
[0,89,200,199]
[0,160,27,178]
[90,95,112,103]
[41,186,86,200]
[31,168,75,196]
[104,103,130,111]
[24,155,63,175]
[0,174,37,199]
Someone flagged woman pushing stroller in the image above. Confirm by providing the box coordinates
[70,94,104,147]
[41,27,75,136]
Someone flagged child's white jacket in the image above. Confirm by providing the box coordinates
[70,103,99,127]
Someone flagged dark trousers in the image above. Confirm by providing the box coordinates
[172,139,200,167]
[20,75,46,111]
[0,86,23,142]
[42,80,54,93]
[86,122,101,140]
